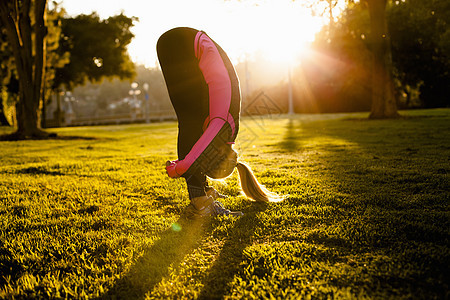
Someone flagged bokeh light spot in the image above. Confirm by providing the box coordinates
[171,222,182,232]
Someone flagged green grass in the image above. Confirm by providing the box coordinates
[0,109,449,299]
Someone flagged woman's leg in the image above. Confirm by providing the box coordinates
[184,168,207,200]
[177,123,208,200]
[157,28,209,201]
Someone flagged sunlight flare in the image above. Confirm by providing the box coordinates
[255,1,323,67]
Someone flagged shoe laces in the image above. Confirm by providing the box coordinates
[212,200,232,216]
[211,200,244,217]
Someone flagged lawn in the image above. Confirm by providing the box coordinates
[0,109,449,299]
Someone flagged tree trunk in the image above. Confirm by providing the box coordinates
[41,86,47,128]
[0,95,10,126]
[367,0,399,119]
[53,89,64,127]
[0,0,49,139]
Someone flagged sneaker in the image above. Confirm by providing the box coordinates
[211,200,243,217]
[183,200,243,219]
[183,203,213,219]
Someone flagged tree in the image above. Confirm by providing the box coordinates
[0,2,136,136]
[0,3,69,129]
[0,20,13,126]
[49,12,136,126]
[54,13,136,90]
[0,0,49,138]
[297,0,399,118]
[0,96,10,126]
[307,2,373,113]
[40,3,70,128]
[364,0,399,118]
[389,0,450,108]
[0,89,11,125]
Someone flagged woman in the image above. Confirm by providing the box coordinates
[157,27,281,218]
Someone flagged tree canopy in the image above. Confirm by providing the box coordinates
[0,0,136,139]
[54,13,136,91]
[297,0,449,114]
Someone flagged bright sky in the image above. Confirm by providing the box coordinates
[60,0,333,67]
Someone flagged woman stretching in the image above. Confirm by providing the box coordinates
[157,27,281,218]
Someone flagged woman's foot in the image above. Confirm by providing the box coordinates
[191,195,214,211]
[185,195,243,219]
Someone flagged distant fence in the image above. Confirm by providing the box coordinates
[45,110,177,128]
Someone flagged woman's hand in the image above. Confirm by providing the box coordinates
[165,160,181,178]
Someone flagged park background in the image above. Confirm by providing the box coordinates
[0,0,449,299]
[1,0,448,129]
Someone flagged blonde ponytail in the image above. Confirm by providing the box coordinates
[236,162,284,202]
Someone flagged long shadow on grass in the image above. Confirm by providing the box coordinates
[102,202,268,299]
[279,119,300,152]
[197,202,268,299]
[102,216,208,299]
[270,115,450,297]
